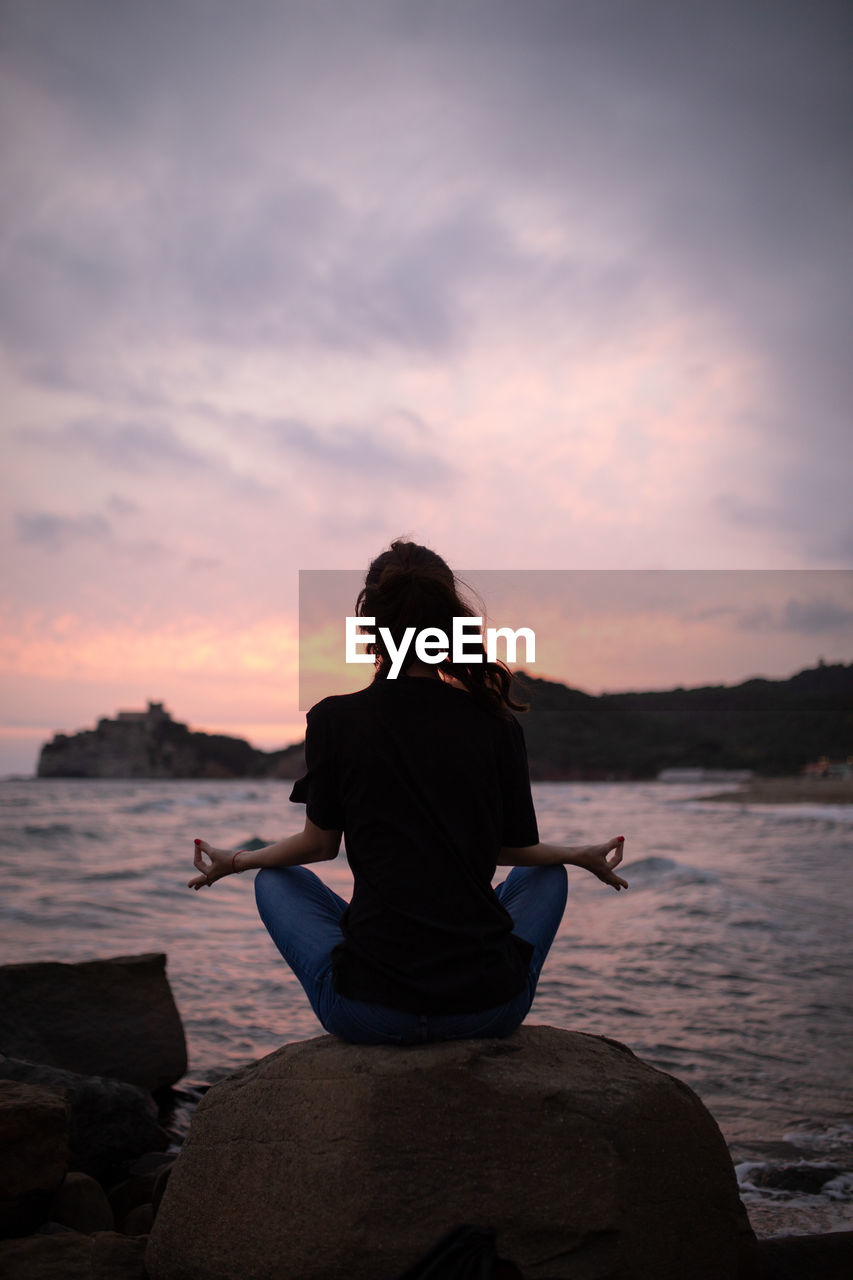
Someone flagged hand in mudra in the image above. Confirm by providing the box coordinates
[577,836,628,891]
[188,838,235,890]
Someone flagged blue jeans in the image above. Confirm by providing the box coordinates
[254,863,568,1045]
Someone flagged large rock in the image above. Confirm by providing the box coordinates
[0,1081,70,1238]
[0,954,187,1093]
[0,1058,166,1184]
[146,1025,755,1280]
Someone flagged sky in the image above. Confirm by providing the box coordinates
[1,0,851,774]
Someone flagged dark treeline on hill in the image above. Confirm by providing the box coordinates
[515,661,853,780]
[37,663,851,780]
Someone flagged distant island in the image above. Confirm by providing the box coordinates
[37,702,306,780]
[36,662,852,781]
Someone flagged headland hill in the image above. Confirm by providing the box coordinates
[35,661,852,790]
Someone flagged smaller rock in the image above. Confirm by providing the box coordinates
[752,1162,843,1194]
[0,1057,166,1184]
[0,954,187,1093]
[109,1155,175,1231]
[51,1172,115,1235]
[122,1204,154,1236]
[0,1080,70,1238]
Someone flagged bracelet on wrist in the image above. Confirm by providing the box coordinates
[231,849,247,874]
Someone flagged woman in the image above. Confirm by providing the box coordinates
[189,540,627,1045]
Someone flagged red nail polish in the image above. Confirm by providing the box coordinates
[194,838,201,844]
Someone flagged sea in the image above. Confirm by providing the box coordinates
[2,776,852,1239]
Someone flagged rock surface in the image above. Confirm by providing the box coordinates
[0,1081,70,1238]
[146,1024,755,1280]
[0,1057,166,1183]
[0,1230,148,1280]
[0,954,187,1093]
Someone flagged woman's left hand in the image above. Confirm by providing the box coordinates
[573,836,629,890]
[188,838,233,890]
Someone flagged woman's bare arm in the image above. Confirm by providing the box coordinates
[189,820,342,889]
[497,835,628,890]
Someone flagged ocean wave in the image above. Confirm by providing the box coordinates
[824,1172,853,1201]
[734,1127,853,1232]
[727,915,774,931]
[80,869,147,882]
[736,1158,853,1232]
[121,798,176,814]
[782,1122,853,1153]
[674,798,853,827]
[621,855,719,887]
[754,804,853,827]
[22,823,104,841]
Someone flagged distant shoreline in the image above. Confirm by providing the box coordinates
[694,776,853,805]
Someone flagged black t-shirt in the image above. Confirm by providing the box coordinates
[288,675,540,1014]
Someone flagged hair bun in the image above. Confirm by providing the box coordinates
[378,563,418,588]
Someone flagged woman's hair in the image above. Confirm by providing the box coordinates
[356,539,528,715]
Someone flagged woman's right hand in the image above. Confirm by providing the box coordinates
[188,838,234,890]
[573,836,628,890]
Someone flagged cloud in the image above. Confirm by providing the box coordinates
[735,595,853,636]
[17,419,271,497]
[264,418,454,487]
[0,2,687,385]
[13,508,171,562]
[714,468,853,566]
[187,556,224,573]
[15,511,113,549]
[0,168,543,380]
[782,597,853,635]
[105,493,140,518]
[187,402,456,492]
[68,420,209,472]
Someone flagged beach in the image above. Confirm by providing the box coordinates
[697,776,853,805]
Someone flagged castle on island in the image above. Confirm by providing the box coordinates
[37,702,305,780]
[109,701,172,728]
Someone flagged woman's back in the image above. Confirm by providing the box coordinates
[292,674,540,1014]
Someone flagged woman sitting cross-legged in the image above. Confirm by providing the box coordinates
[189,539,627,1045]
